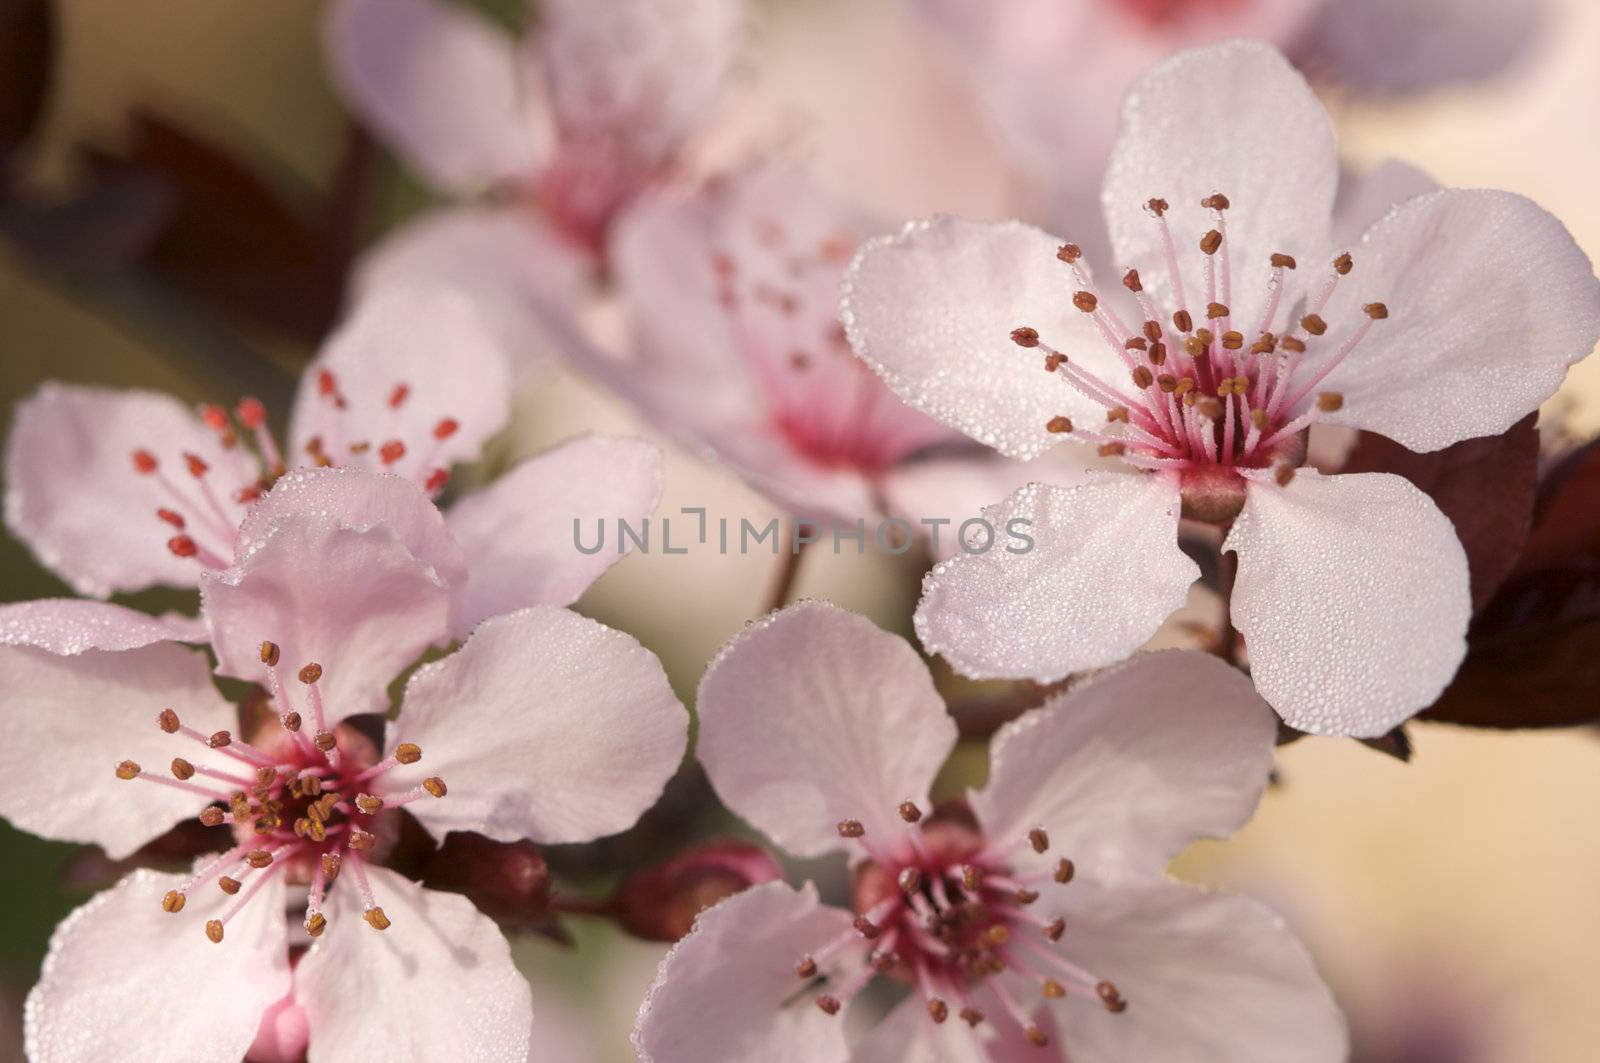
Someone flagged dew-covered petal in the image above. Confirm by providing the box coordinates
[633,881,856,1063]
[299,866,531,1063]
[445,434,662,633]
[4,382,258,596]
[0,614,234,857]
[287,288,512,485]
[916,476,1197,683]
[1226,470,1470,736]
[24,869,289,1063]
[840,215,1113,460]
[203,517,452,724]
[388,606,686,845]
[323,0,549,194]
[1043,872,1346,1063]
[1101,40,1338,329]
[1329,159,1438,247]
[1311,189,1600,452]
[0,598,205,654]
[696,601,958,860]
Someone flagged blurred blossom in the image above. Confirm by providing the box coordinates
[634,602,1344,1061]
[6,476,688,1061]
[841,41,1600,736]
[610,838,783,943]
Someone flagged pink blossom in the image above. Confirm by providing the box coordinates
[840,41,1600,736]
[4,289,662,639]
[633,601,1345,1061]
[6,516,688,1060]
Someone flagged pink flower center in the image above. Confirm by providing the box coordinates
[793,802,1126,1051]
[1012,193,1389,517]
[129,382,463,569]
[115,639,448,942]
[1115,0,1248,30]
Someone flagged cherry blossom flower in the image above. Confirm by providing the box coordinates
[323,0,741,370]
[6,528,687,1060]
[633,601,1344,1062]
[4,289,662,638]
[840,40,1600,736]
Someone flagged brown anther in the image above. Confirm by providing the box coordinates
[1197,397,1224,421]
[1185,336,1208,359]
[1221,331,1244,350]
[207,731,231,749]
[1195,327,1214,346]
[247,849,273,869]
[170,758,195,781]
[1172,309,1193,332]
[219,876,242,895]
[364,907,391,931]
[1131,366,1154,389]
[927,999,949,1024]
[1251,408,1270,430]
[962,865,983,892]
[282,712,302,732]
[986,925,1010,945]
[1122,268,1143,292]
[306,913,327,938]
[423,776,447,798]
[816,996,841,1016]
[1270,252,1297,270]
[1097,981,1128,1013]
[1010,326,1040,348]
[960,1007,984,1027]
[157,708,180,734]
[350,830,376,851]
[1316,392,1345,412]
[355,794,383,815]
[898,801,922,823]
[1046,416,1073,434]
[297,662,323,684]
[1056,243,1082,263]
[1014,888,1039,905]
[1274,464,1297,487]
[1281,335,1306,352]
[898,867,923,894]
[205,920,224,944]
[258,641,280,667]
[322,853,342,881]
[1146,198,1169,215]
[293,817,311,838]
[1125,336,1148,351]
[314,731,336,753]
[1300,314,1327,336]
[1026,1025,1049,1047]
[1364,302,1389,320]
[1051,858,1075,885]
[255,766,276,788]
[853,915,881,940]
[317,794,340,819]
[115,760,140,780]
[1206,302,1229,320]
[1333,252,1353,276]
[230,793,250,818]
[395,743,422,765]
[161,890,186,913]
[1157,373,1178,393]
[199,807,225,827]
[1072,291,1098,313]
[1097,442,1127,458]
[1202,192,1231,210]
[795,956,818,978]
[1249,335,1277,355]
[1042,979,1067,999]
[1143,320,1163,343]
[1046,917,1066,942]
[1174,379,1195,398]
[308,818,328,842]
[1106,405,1130,424]
[1149,340,1168,366]
[1200,229,1222,255]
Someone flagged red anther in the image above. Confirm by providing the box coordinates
[234,485,262,504]
[378,440,407,465]
[200,405,229,431]
[156,508,185,529]
[235,396,267,428]
[168,536,199,558]
[433,418,460,440]
[423,468,449,493]
[132,450,158,475]
[182,453,209,478]
[388,383,411,409]
[317,369,338,397]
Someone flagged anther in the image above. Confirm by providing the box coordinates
[1143,320,1162,342]
[1045,917,1066,942]
[314,731,336,753]
[1172,309,1192,332]
[1146,198,1169,215]
[132,449,158,475]
[1014,889,1039,904]
[1300,314,1327,336]
[182,453,209,478]
[1106,406,1130,424]
[1185,336,1208,359]
[1206,302,1229,320]
[208,731,231,749]
[1026,1025,1049,1047]
[298,663,322,684]
[1195,327,1214,346]
[282,712,302,732]
[156,508,184,529]
[355,794,383,815]
[1010,327,1039,348]
[1270,253,1297,269]
[986,925,1010,945]
[1333,252,1353,276]
[1097,981,1128,1013]
[898,867,922,894]
[199,808,225,827]
[1316,392,1344,412]
[423,777,447,798]
[395,743,422,765]
[837,819,865,838]
[432,418,459,440]
[1054,858,1075,883]
[1042,352,1065,373]
[853,916,881,940]
[379,440,407,465]
[219,876,242,895]
[1097,442,1126,457]
[1364,302,1389,319]
[1274,464,1297,487]
[960,1007,984,1027]
[1281,336,1306,352]
[795,956,818,978]
[1157,374,1178,393]
[1131,366,1154,389]
[1028,828,1049,853]
[816,996,841,1016]
[962,865,983,892]
[1251,408,1269,430]
[306,913,327,938]
[168,536,199,559]
[161,890,186,913]
[1056,244,1081,263]
[424,469,449,493]
[927,999,949,1023]
[322,853,342,881]
[349,830,375,851]
[1200,230,1222,256]
[1125,336,1147,351]
[1221,331,1243,350]
[236,397,266,428]
[1042,980,1066,999]
[115,761,140,780]
[1149,341,1168,365]
[170,758,195,780]
[247,849,273,869]
[1046,416,1073,434]
[205,920,224,944]
[1119,268,1143,294]
[364,907,391,931]
[1072,291,1098,313]
[898,800,923,823]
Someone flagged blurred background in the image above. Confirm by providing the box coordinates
[2,1,1599,1060]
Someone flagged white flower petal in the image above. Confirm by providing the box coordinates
[916,476,1197,683]
[389,606,686,845]
[0,632,234,858]
[840,215,1112,460]
[0,598,203,654]
[24,869,289,1063]
[971,651,1275,875]
[1101,40,1338,330]
[300,866,531,1062]
[1313,189,1600,452]
[1329,159,1438,247]
[445,434,663,633]
[1045,873,1346,1063]
[696,601,958,860]
[1226,470,1470,736]
[323,0,549,194]
[633,881,856,1063]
